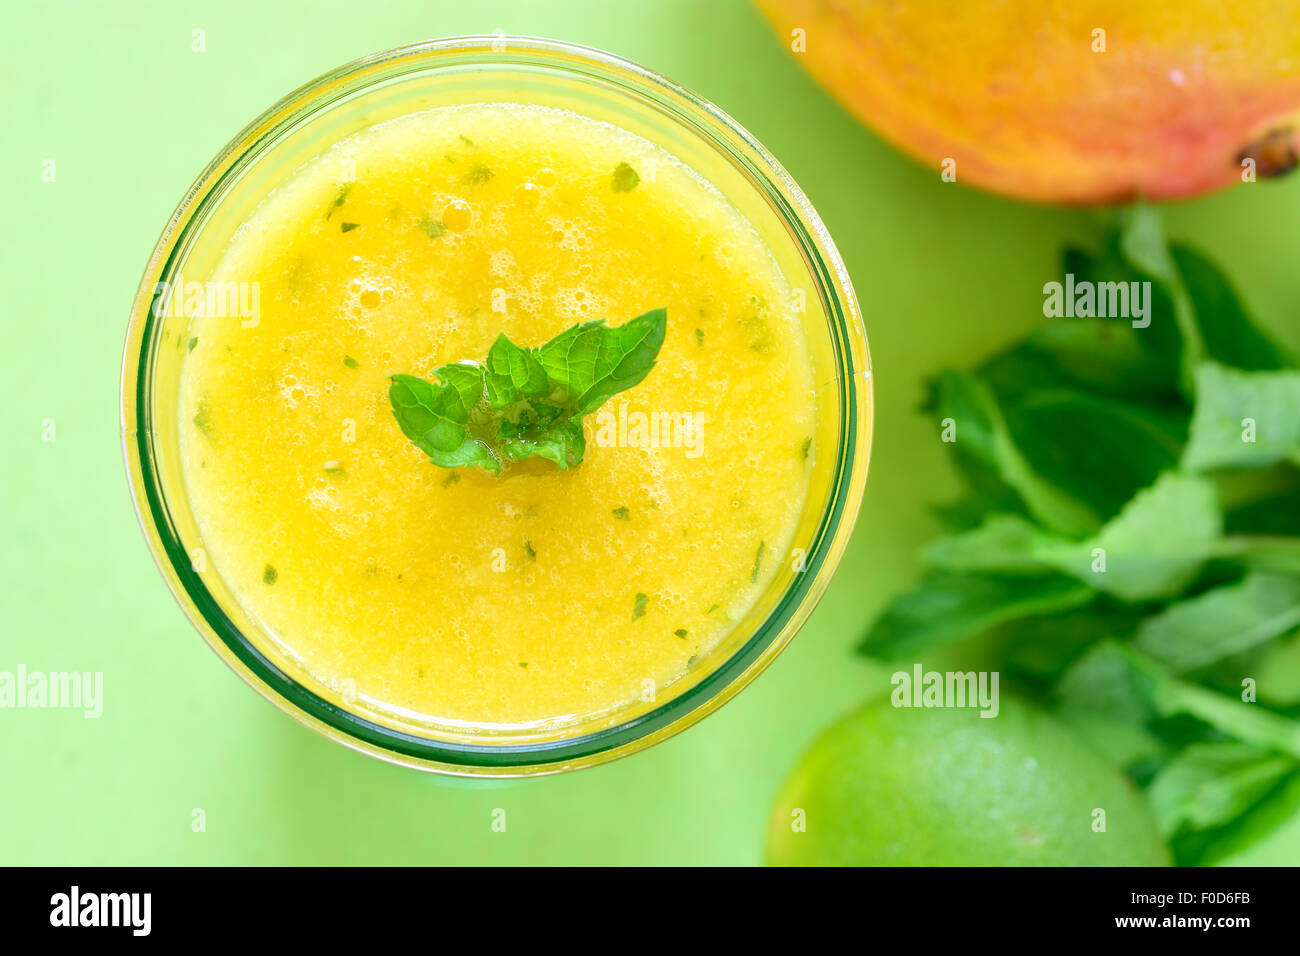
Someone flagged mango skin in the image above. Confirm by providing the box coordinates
[755,0,1300,204]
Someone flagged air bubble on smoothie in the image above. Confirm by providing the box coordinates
[307,480,341,511]
[442,200,472,232]
[490,249,518,276]
[553,287,603,320]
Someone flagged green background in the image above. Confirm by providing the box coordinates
[3,0,1298,865]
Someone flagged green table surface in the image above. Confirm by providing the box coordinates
[3,0,1299,866]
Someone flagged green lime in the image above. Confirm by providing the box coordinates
[767,696,1170,865]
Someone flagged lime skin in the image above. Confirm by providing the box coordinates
[767,697,1170,866]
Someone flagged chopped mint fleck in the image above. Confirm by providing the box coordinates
[800,437,811,460]
[612,162,640,193]
[192,398,212,437]
[263,565,278,585]
[187,336,198,352]
[633,592,649,620]
[707,603,720,614]
[674,629,688,639]
[341,221,360,232]
[612,506,631,520]
[752,541,765,583]
[458,134,475,147]
[343,355,360,369]
[525,539,537,561]
[519,661,528,668]
[326,183,351,219]
[442,471,460,487]
[694,328,704,346]
[420,217,446,239]
[462,164,494,186]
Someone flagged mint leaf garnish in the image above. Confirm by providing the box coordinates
[389,308,666,473]
[536,309,666,414]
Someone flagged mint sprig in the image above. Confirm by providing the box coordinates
[857,207,1300,866]
[389,308,666,473]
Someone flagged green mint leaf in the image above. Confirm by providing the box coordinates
[1118,205,1203,394]
[858,571,1094,659]
[632,593,649,620]
[341,221,360,232]
[263,565,278,585]
[925,472,1222,602]
[484,333,550,408]
[932,370,1099,536]
[1257,633,1300,707]
[388,368,501,473]
[537,307,667,415]
[1171,244,1294,372]
[1148,743,1295,843]
[499,416,586,470]
[1136,573,1300,673]
[612,162,640,192]
[420,217,446,239]
[1184,362,1300,470]
[1196,772,1300,866]
[388,309,666,474]
[992,389,1187,524]
[1047,243,1183,399]
[343,355,359,369]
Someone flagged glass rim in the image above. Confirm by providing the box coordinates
[119,34,873,777]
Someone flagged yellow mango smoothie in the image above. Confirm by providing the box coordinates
[176,102,818,736]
